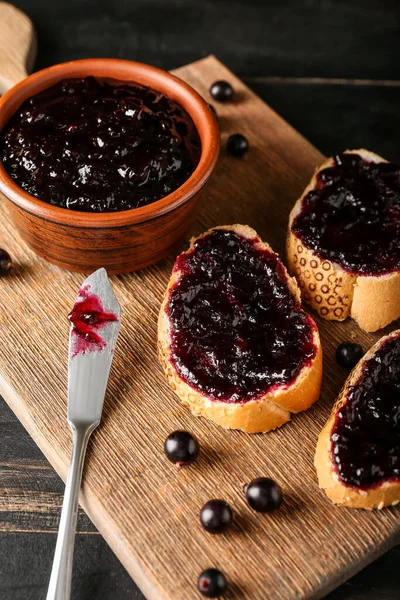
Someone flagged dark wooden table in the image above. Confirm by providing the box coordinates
[1,1,399,598]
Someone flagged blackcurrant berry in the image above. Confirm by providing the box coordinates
[0,249,12,276]
[198,568,228,598]
[245,477,283,513]
[227,133,249,158]
[336,342,364,369]
[164,430,199,466]
[209,80,234,102]
[200,500,233,534]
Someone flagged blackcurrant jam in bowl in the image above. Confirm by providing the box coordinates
[0,59,219,273]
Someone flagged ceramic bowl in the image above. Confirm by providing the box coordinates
[0,59,219,273]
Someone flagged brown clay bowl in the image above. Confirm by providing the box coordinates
[0,59,219,273]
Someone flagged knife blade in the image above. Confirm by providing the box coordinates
[68,267,121,424]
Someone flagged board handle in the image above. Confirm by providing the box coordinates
[0,2,36,94]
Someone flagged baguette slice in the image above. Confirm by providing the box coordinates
[287,149,400,332]
[158,224,322,433]
[315,329,400,509]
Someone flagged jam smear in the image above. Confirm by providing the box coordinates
[0,77,201,212]
[68,285,118,356]
[292,153,400,275]
[167,229,317,403]
[331,333,400,489]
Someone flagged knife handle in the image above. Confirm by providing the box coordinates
[46,421,98,600]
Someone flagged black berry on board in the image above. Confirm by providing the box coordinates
[0,249,12,276]
[335,342,364,370]
[200,499,233,534]
[245,477,283,513]
[164,430,199,466]
[209,80,234,102]
[198,568,228,598]
[227,133,249,158]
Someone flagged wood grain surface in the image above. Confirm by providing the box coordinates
[0,2,36,91]
[0,56,399,600]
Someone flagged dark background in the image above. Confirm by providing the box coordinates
[1,1,399,598]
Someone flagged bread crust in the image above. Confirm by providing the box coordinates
[315,329,400,509]
[158,224,322,433]
[287,149,400,332]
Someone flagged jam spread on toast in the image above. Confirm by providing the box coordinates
[331,333,400,489]
[166,229,316,402]
[1,77,201,212]
[292,153,400,275]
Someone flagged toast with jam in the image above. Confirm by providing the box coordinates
[315,330,400,509]
[287,149,400,332]
[158,224,322,433]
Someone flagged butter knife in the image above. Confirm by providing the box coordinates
[46,268,121,600]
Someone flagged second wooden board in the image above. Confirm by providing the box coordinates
[0,56,399,599]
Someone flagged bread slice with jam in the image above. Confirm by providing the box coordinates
[315,329,400,509]
[158,224,322,433]
[287,149,400,332]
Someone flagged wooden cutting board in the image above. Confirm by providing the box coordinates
[0,47,399,600]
